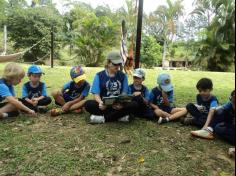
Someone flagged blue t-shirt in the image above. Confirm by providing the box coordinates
[128,84,150,101]
[0,78,15,102]
[196,94,218,114]
[149,87,174,106]
[63,81,90,100]
[91,70,128,98]
[22,82,47,98]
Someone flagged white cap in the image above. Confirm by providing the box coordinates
[133,68,145,79]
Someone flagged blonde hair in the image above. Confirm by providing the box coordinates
[2,63,25,81]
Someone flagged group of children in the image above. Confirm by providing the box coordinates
[0,55,235,156]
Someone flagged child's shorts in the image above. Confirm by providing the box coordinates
[159,105,174,114]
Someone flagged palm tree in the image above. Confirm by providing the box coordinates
[151,0,184,68]
[194,0,235,71]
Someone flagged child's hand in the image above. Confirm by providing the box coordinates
[28,110,37,117]
[162,90,167,96]
[112,103,123,110]
[99,102,107,110]
[32,99,39,107]
[62,103,71,112]
[133,92,141,97]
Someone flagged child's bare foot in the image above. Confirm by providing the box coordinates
[73,108,83,114]
[50,108,65,117]
[228,148,235,158]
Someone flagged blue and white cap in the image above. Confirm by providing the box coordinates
[157,73,173,92]
[133,68,145,79]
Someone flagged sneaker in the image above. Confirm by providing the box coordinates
[158,117,169,124]
[228,148,235,158]
[89,115,105,124]
[181,117,194,126]
[118,115,130,122]
[191,129,214,140]
[50,108,65,117]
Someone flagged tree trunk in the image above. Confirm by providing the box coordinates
[162,40,167,69]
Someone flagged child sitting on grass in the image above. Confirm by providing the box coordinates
[20,65,52,113]
[51,65,90,117]
[0,63,37,119]
[128,68,155,120]
[181,78,219,128]
[149,73,186,124]
[191,90,235,157]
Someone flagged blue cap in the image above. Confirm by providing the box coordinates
[157,73,173,92]
[70,65,86,83]
[28,65,43,74]
[133,68,145,78]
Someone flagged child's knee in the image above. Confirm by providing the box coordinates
[51,90,61,98]
[186,103,195,111]
[154,109,162,115]
[214,123,226,135]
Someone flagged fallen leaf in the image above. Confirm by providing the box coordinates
[74,147,80,152]
[96,153,104,159]
[220,172,232,176]
[138,156,145,164]
[117,166,122,172]
[3,147,10,152]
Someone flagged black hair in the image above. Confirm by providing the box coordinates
[231,90,235,97]
[196,78,213,90]
[28,73,42,76]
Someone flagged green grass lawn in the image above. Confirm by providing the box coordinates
[0,63,235,176]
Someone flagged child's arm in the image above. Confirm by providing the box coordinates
[150,103,160,110]
[203,109,215,129]
[63,96,85,111]
[25,98,34,104]
[22,84,34,104]
[34,83,48,101]
[6,96,36,115]
[162,91,170,106]
[202,99,218,129]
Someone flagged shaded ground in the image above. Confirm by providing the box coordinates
[0,64,235,175]
[0,113,235,176]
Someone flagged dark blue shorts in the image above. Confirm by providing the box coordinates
[134,106,155,120]
[159,105,174,114]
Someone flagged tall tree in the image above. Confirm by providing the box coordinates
[66,4,119,66]
[145,0,184,67]
[194,0,235,71]
[6,5,63,62]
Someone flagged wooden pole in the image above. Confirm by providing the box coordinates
[135,0,144,69]
[50,25,54,68]
[3,25,7,55]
